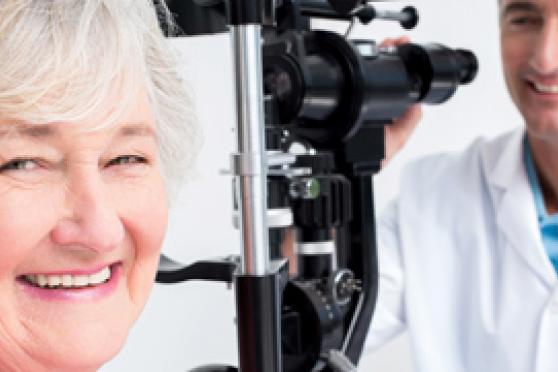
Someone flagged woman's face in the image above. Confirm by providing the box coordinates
[0,88,168,371]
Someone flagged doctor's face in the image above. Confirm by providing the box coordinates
[500,0,558,139]
[0,88,168,371]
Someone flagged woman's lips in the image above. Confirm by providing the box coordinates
[19,262,118,276]
[24,266,111,288]
[16,263,122,302]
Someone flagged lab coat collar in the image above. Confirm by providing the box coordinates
[487,128,525,191]
[484,128,557,287]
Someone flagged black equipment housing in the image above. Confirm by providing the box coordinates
[156,1,479,371]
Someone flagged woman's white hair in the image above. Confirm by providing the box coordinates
[0,0,198,200]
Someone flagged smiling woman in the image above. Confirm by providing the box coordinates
[0,1,197,372]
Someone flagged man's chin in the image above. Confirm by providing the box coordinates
[524,113,558,139]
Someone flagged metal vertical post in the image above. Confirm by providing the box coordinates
[231,22,269,276]
[229,1,282,371]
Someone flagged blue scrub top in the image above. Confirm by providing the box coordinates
[524,135,558,275]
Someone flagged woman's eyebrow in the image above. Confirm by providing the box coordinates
[117,123,157,140]
[0,124,56,139]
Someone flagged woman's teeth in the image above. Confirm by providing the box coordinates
[23,266,111,289]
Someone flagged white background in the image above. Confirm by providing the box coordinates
[102,0,523,371]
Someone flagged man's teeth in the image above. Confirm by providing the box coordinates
[534,82,558,94]
[23,266,111,289]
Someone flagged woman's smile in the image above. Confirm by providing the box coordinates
[16,262,123,302]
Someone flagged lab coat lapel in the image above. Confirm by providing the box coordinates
[486,129,556,288]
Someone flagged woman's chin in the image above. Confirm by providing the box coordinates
[32,323,129,372]
[14,294,136,372]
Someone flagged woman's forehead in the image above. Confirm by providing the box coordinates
[0,91,157,147]
[0,82,155,131]
[0,121,156,139]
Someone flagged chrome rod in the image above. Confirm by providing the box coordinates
[231,24,270,276]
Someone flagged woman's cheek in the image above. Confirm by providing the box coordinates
[111,174,168,308]
[113,173,168,249]
[0,185,60,275]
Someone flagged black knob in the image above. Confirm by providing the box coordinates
[401,6,419,30]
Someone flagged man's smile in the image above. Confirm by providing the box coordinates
[531,81,558,94]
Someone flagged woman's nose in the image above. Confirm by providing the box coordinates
[50,175,125,254]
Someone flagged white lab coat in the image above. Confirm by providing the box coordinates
[365,128,558,372]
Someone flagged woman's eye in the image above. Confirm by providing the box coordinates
[0,158,39,172]
[107,155,148,167]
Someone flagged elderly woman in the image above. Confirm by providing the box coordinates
[0,1,196,371]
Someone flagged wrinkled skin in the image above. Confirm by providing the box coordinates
[0,87,168,372]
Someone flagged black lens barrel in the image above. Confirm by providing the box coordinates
[397,43,479,104]
[263,32,479,144]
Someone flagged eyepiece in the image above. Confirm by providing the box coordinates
[455,49,479,85]
[397,43,479,104]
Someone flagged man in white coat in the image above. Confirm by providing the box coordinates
[366,0,558,371]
